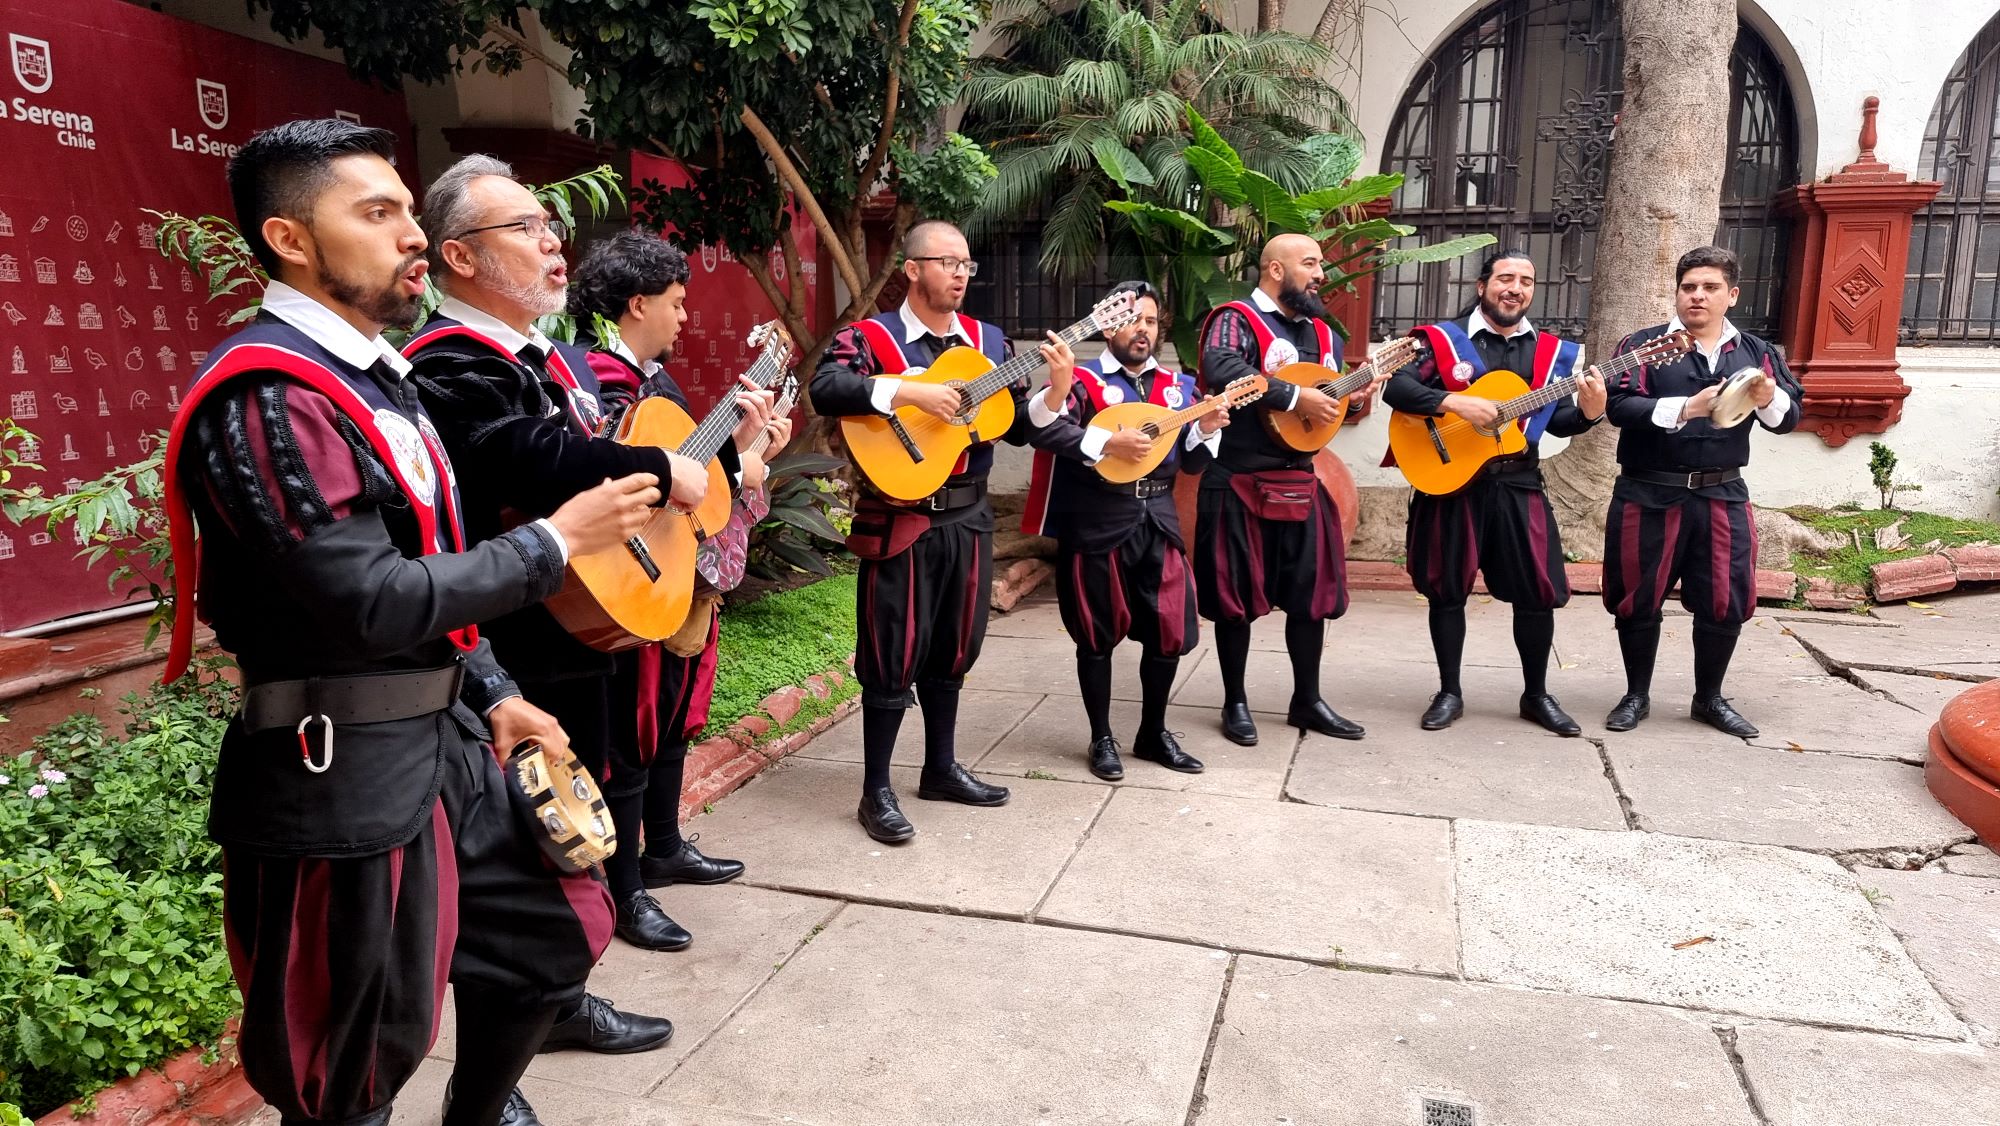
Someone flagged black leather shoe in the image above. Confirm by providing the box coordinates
[916,762,1011,806]
[1420,691,1464,730]
[1692,695,1760,738]
[1220,702,1259,746]
[1604,694,1650,732]
[858,786,915,843]
[443,1082,541,1126]
[641,836,744,887]
[1288,698,1364,740]
[539,993,674,1055]
[614,889,693,951]
[1519,693,1583,737]
[1087,735,1124,781]
[1132,730,1204,773]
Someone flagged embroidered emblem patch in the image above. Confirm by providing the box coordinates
[1451,361,1475,385]
[374,409,437,506]
[1261,338,1300,374]
[1163,384,1184,409]
[1102,385,1124,405]
[417,415,457,489]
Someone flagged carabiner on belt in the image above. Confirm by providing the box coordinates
[297,714,335,774]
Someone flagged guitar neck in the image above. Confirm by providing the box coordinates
[746,386,800,459]
[1137,396,1228,437]
[1493,349,1643,422]
[1314,343,1413,399]
[678,351,782,462]
[963,317,1103,404]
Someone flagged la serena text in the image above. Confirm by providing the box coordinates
[1,96,95,149]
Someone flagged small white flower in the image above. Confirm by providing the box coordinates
[27,784,48,799]
[0,774,11,786]
[39,768,65,784]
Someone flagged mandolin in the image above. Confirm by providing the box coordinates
[842,291,1138,502]
[1088,375,1268,484]
[1262,335,1420,453]
[1387,329,1692,496]
[546,321,794,650]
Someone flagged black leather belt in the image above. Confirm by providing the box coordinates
[917,482,987,512]
[1115,478,1174,499]
[1622,467,1742,489]
[242,664,465,734]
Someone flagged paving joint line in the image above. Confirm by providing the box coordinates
[1025,785,1117,921]
[1180,953,1237,1126]
[1713,1024,1775,1126]
[1590,736,1645,830]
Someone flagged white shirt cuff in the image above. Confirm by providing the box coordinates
[1756,385,1791,428]
[532,518,570,565]
[1187,425,1222,455]
[1282,383,1300,411]
[483,692,521,718]
[868,376,901,415]
[1078,426,1111,463]
[1652,396,1690,432]
[1027,392,1066,428]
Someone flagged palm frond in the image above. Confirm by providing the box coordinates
[1039,176,1109,279]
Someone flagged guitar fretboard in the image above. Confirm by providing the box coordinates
[1311,339,1418,400]
[1133,379,1264,437]
[678,346,789,462]
[1493,347,1653,423]
[961,317,1110,406]
[746,380,801,459]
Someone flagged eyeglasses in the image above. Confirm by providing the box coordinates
[908,255,979,277]
[452,215,570,244]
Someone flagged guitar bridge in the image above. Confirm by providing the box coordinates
[887,416,925,463]
[1424,417,1451,464]
[625,536,663,583]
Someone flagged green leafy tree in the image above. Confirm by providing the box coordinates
[1100,104,1495,362]
[962,0,1353,277]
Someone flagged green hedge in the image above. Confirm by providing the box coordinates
[0,668,239,1115]
[704,574,858,741]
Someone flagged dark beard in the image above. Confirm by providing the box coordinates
[1277,280,1328,320]
[1108,336,1152,369]
[918,275,964,312]
[1479,295,1525,328]
[320,253,424,329]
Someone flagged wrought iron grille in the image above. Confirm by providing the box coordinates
[1373,0,1800,342]
[961,217,1126,336]
[1902,13,2000,343]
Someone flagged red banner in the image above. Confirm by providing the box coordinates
[0,0,414,630]
[628,152,817,415]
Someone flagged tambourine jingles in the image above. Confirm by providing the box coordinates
[1709,368,1769,428]
[506,736,616,872]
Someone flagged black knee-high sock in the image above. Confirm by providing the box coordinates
[604,789,645,900]
[1616,614,1663,697]
[445,988,562,1126]
[1428,604,1467,695]
[1137,652,1178,739]
[643,752,686,858]
[1285,615,1325,707]
[861,703,903,792]
[1693,618,1742,700]
[1215,620,1252,708]
[1077,652,1114,741]
[915,681,961,774]
[1513,607,1555,697]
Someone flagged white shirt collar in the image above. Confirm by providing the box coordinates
[1467,307,1535,340]
[258,281,411,377]
[1667,314,1740,358]
[1097,350,1159,378]
[609,337,662,377]
[1249,286,1289,319]
[897,298,975,346]
[438,295,554,358]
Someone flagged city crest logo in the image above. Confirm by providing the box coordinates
[9,34,52,95]
[195,78,228,130]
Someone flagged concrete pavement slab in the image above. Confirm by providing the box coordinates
[1733,1023,2000,1126]
[982,595,1070,640]
[1038,787,1457,971]
[386,1056,451,1126]
[1726,673,1938,758]
[964,633,1208,702]
[1195,956,1755,1126]
[1286,718,1626,829]
[652,905,1224,1126]
[1864,868,2000,1045]
[789,688,1042,765]
[1786,618,2000,678]
[1934,843,2000,878]
[973,696,1292,799]
[709,758,1108,916]
[1607,740,1971,852]
[1851,668,1978,718]
[1455,821,1963,1037]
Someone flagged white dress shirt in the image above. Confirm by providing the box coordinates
[866,299,978,414]
[1648,315,1791,431]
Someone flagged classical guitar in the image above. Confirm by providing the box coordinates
[547,321,794,650]
[842,291,1138,502]
[1262,335,1421,453]
[1387,329,1693,496]
[1089,375,1268,484]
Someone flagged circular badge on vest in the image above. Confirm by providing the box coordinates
[1451,360,1475,385]
[1102,385,1124,405]
[417,415,457,489]
[374,409,438,507]
[1261,338,1300,374]
[1163,383,1184,409]
[569,387,603,431]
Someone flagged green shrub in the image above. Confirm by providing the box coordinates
[0,665,238,1115]
[704,574,857,741]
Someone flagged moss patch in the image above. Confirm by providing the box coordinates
[702,573,857,741]
[1783,506,2000,589]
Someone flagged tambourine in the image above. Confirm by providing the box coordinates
[1709,368,1769,428]
[506,737,616,872]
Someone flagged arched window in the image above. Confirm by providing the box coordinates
[1903,15,2000,342]
[1373,0,1800,340]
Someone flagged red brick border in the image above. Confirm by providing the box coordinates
[37,1022,258,1126]
[1348,560,1803,606]
[676,654,860,823]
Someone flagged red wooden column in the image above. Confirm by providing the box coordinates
[1320,198,1392,423]
[1775,98,1942,446]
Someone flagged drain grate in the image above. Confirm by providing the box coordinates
[1421,1098,1476,1126]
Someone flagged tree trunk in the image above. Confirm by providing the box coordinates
[1310,0,1345,48]
[1538,0,1735,559]
[1257,0,1286,33]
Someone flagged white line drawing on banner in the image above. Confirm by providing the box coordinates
[9,391,36,419]
[152,306,169,331]
[104,433,115,458]
[190,350,208,365]
[104,220,122,244]
[16,436,37,463]
[28,216,48,234]
[196,79,229,130]
[28,532,51,548]
[0,255,16,282]
[184,307,200,331]
[690,310,702,329]
[0,211,12,237]
[42,305,62,326]
[0,532,14,560]
[122,346,143,371]
[167,383,181,412]
[137,222,156,250]
[724,311,735,332]
[51,347,72,374]
[58,436,78,462]
[2,303,24,326]
[770,248,785,282]
[70,522,85,546]
[65,215,87,242]
[9,34,53,94]
[96,389,108,415]
[130,390,152,410]
[72,261,92,283]
[113,263,127,287]
[84,348,107,370]
[53,392,77,413]
[7,346,23,374]
[78,303,101,329]
[214,309,232,326]
[136,433,154,454]
[34,257,56,284]
[115,305,136,327]
[147,264,161,290]
[707,340,719,358]
[179,268,193,292]
[157,346,178,372]
[700,244,719,273]
[334,109,360,123]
